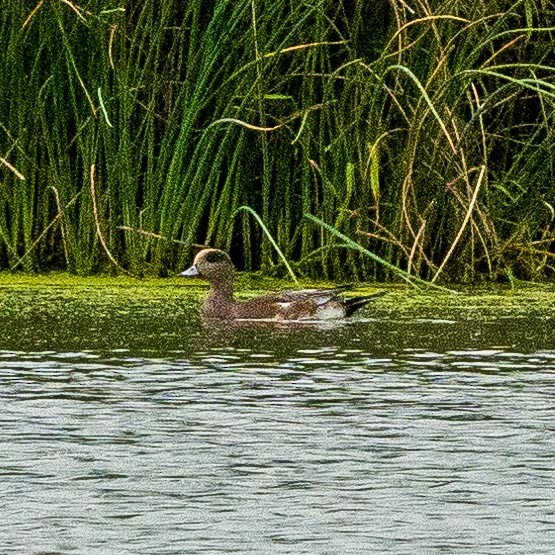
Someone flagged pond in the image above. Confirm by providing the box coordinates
[1,277,554,554]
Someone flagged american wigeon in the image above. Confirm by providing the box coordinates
[181,248,385,320]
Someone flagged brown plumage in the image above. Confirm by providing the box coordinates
[181,249,385,320]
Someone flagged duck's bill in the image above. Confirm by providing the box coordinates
[180,265,199,277]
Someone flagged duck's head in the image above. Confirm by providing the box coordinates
[181,249,234,283]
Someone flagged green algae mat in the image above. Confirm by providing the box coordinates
[0,273,554,354]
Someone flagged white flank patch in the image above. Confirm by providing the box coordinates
[314,305,345,320]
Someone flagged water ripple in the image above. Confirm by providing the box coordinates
[1,346,554,554]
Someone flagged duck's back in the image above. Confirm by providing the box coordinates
[227,287,351,320]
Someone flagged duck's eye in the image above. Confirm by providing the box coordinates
[204,251,228,263]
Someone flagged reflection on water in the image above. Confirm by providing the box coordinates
[1,288,555,553]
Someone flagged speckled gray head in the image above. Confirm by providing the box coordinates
[180,249,234,278]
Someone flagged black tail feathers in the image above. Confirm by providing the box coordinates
[344,291,387,317]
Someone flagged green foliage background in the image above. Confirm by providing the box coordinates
[1,0,555,281]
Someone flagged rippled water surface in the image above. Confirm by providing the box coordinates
[1,285,555,554]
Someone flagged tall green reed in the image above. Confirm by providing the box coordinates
[0,1,554,281]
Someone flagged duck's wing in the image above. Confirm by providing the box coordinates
[236,286,385,320]
[261,285,353,306]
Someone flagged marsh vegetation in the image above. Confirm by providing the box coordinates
[1,1,555,282]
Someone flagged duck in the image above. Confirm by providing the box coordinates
[180,248,385,320]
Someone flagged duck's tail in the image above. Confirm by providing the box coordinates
[344,291,387,317]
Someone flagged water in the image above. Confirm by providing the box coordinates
[1,285,555,554]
